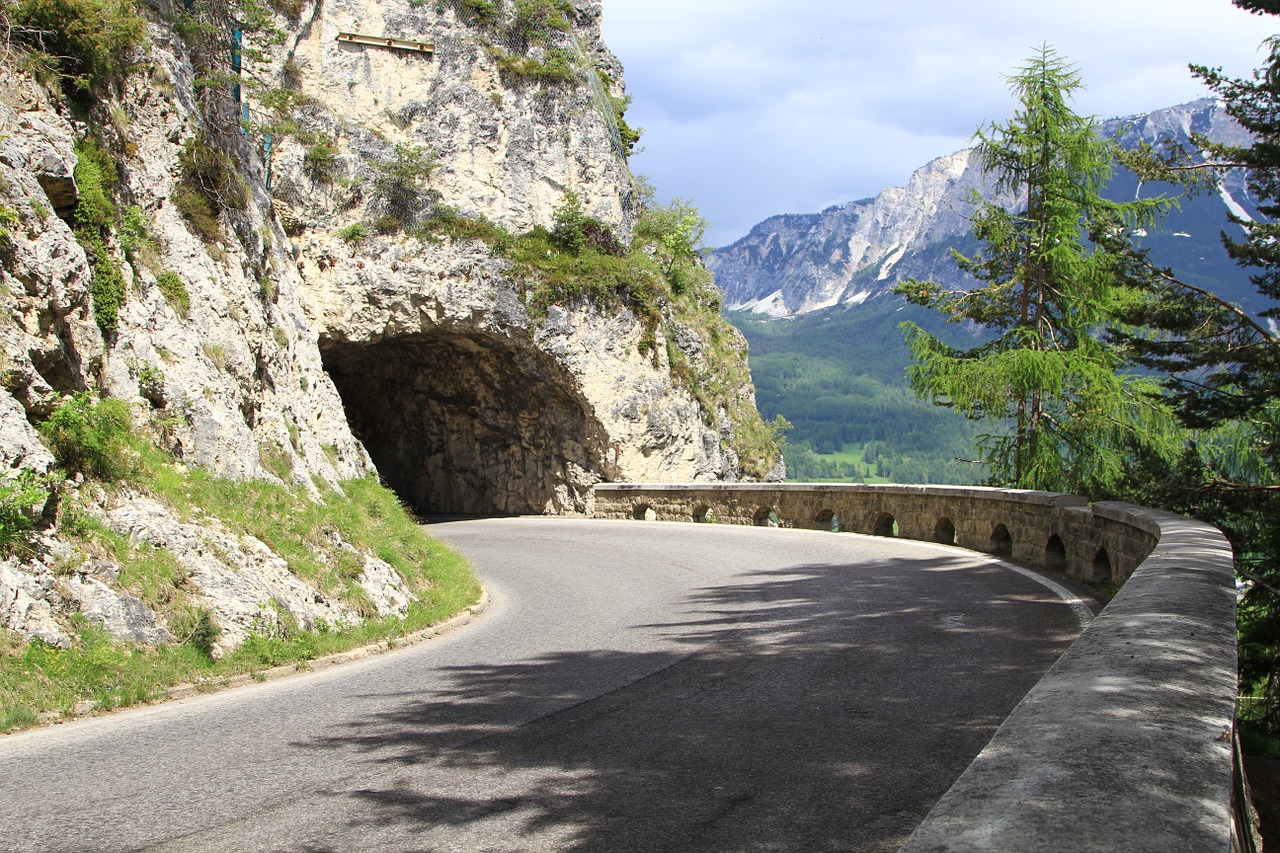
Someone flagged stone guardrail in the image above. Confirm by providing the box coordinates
[593,483,1239,852]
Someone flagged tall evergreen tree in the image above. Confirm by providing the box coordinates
[895,46,1174,493]
[1112,0,1280,735]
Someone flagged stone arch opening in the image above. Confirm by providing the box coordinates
[692,504,713,523]
[1091,548,1113,585]
[633,505,656,521]
[754,507,779,527]
[814,509,840,532]
[1045,534,1068,571]
[320,327,612,516]
[990,524,1013,559]
[934,517,957,545]
[873,512,897,537]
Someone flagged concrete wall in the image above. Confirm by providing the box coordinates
[593,483,1239,852]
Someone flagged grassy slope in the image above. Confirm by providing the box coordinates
[0,436,481,733]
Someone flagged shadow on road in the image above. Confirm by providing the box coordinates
[294,554,1080,852]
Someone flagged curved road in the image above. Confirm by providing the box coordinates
[0,518,1094,852]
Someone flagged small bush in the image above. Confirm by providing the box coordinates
[512,0,572,40]
[549,191,624,256]
[336,222,368,245]
[172,182,221,244]
[171,607,221,658]
[85,240,127,333]
[551,189,587,254]
[370,143,435,231]
[135,362,165,405]
[72,137,127,334]
[72,136,118,232]
[119,205,159,268]
[372,214,405,235]
[9,0,147,97]
[488,46,578,85]
[0,206,20,244]
[538,47,577,82]
[0,470,52,554]
[414,208,510,247]
[40,392,134,481]
[155,270,190,318]
[598,71,642,155]
[302,133,340,184]
[175,137,248,244]
[456,0,502,27]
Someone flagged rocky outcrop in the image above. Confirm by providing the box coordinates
[309,238,744,515]
[0,0,766,649]
[270,0,751,514]
[271,0,633,238]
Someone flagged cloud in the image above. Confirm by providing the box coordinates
[601,0,1278,246]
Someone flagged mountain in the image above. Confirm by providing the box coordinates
[712,99,1268,485]
[708,99,1261,318]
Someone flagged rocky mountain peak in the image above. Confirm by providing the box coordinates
[708,98,1248,318]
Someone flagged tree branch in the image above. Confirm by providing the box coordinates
[1152,268,1279,344]
[1239,567,1280,601]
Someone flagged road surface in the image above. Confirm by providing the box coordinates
[0,518,1093,852]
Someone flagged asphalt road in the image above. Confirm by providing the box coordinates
[0,518,1094,852]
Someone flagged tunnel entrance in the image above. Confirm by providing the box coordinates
[321,328,612,516]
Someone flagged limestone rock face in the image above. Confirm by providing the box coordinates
[0,0,760,648]
[270,0,633,242]
[103,491,375,653]
[0,558,65,647]
[274,0,747,514]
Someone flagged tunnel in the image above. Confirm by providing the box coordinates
[320,327,614,516]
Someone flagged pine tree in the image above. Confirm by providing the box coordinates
[895,46,1174,493]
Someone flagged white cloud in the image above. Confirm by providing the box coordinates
[601,0,1278,246]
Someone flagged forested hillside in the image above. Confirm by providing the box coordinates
[730,301,985,484]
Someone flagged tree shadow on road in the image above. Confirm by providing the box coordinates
[292,553,1082,852]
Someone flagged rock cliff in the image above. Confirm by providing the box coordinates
[0,0,777,653]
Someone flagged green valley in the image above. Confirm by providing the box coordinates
[728,301,988,485]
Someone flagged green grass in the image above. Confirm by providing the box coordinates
[784,442,895,484]
[0,435,481,733]
[129,438,478,620]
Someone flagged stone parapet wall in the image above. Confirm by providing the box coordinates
[594,483,1157,586]
[593,482,1238,851]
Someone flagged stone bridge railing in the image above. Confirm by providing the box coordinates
[593,483,1240,852]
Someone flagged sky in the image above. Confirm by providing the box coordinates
[599,0,1280,248]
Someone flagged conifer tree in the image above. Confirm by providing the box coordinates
[895,45,1174,493]
[1111,0,1280,735]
